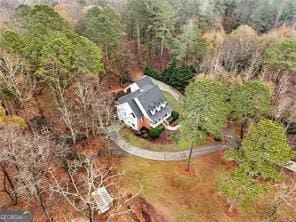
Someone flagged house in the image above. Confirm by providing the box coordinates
[116,77,173,131]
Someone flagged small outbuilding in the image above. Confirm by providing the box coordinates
[91,186,113,214]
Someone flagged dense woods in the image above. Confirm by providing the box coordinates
[0,0,295,221]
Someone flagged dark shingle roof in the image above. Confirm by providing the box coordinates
[128,100,143,118]
[134,76,154,87]
[117,76,172,122]
[137,85,172,122]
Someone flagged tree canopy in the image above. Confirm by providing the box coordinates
[12,4,69,31]
[38,30,103,76]
[217,119,294,213]
[231,120,294,181]
[81,5,124,52]
[215,165,266,213]
[173,20,207,69]
[266,38,296,71]
[230,81,272,121]
[126,0,175,57]
[1,4,104,77]
[177,79,230,145]
[144,60,193,89]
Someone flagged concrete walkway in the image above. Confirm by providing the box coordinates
[165,124,181,131]
[108,75,236,161]
[107,124,228,161]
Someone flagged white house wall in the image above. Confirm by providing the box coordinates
[117,102,139,130]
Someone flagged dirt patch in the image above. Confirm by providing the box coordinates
[224,207,238,218]
[178,165,196,176]
[127,196,169,222]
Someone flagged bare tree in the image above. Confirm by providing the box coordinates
[46,69,115,144]
[0,51,36,112]
[73,76,115,137]
[0,161,18,205]
[266,176,296,221]
[43,62,80,144]
[49,156,140,222]
[0,123,71,222]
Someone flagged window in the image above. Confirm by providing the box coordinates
[131,113,136,118]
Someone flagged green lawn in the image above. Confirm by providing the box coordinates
[162,91,182,113]
[120,127,189,151]
[119,91,206,152]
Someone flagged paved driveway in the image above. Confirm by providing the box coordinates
[108,76,236,161]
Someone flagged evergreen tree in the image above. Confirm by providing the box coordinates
[215,165,266,213]
[216,120,293,213]
[230,81,272,141]
[126,0,175,62]
[266,38,296,71]
[82,5,125,57]
[173,20,207,69]
[227,120,294,182]
[176,79,230,144]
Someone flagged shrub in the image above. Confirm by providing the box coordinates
[171,110,180,121]
[144,66,160,79]
[144,61,193,90]
[141,129,148,134]
[167,116,174,123]
[214,134,223,142]
[149,125,165,138]
[135,131,142,136]
[142,133,149,138]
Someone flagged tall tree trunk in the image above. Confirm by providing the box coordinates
[185,141,193,172]
[33,93,45,118]
[35,184,52,222]
[0,163,18,205]
[240,119,248,142]
[13,162,31,196]
[87,203,93,222]
[160,37,164,69]
[136,22,142,65]
[185,40,190,66]
[105,45,109,62]
[228,199,236,213]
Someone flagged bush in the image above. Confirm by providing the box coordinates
[144,66,160,79]
[171,111,179,121]
[214,134,223,142]
[144,61,193,90]
[167,116,174,123]
[135,131,142,136]
[149,125,165,138]
[142,133,149,138]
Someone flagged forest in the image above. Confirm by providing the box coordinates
[0,0,295,221]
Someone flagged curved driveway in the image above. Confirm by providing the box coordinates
[108,76,235,161]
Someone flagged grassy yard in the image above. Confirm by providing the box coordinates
[119,153,266,222]
[119,90,222,152]
[162,91,182,113]
[120,126,221,152]
[119,90,190,152]
[120,127,189,151]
